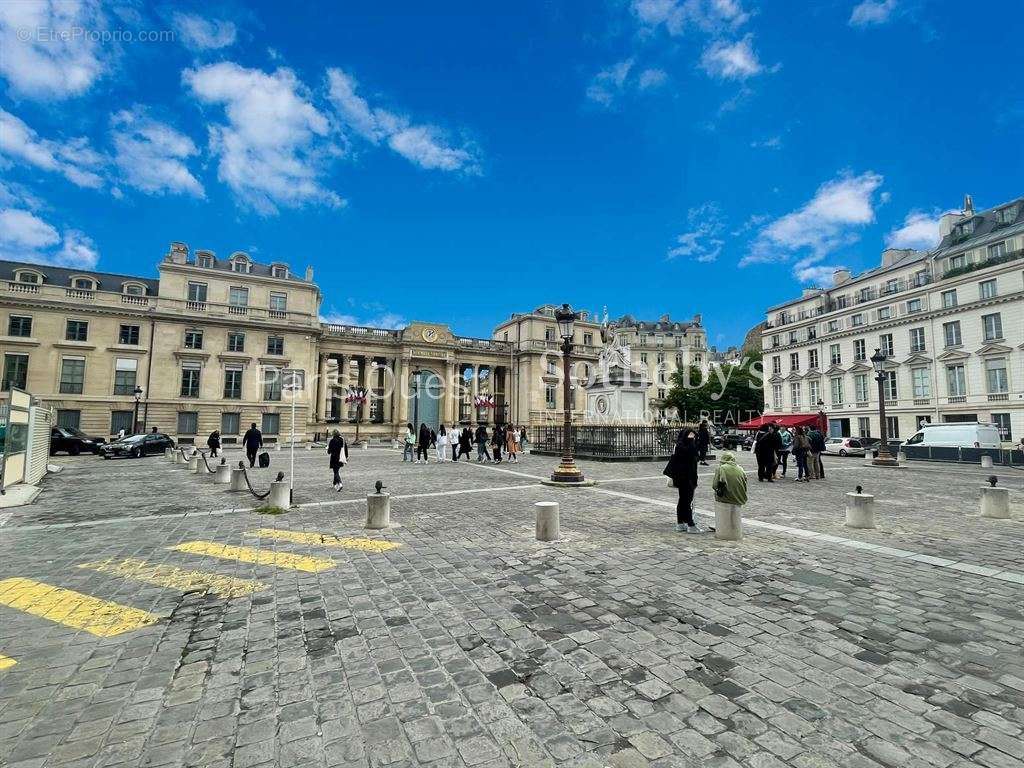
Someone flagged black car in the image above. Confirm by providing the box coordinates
[100,432,175,459]
[50,426,106,455]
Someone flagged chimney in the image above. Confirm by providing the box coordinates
[692,313,702,326]
[305,266,314,281]
[881,248,912,268]
[963,194,974,215]
[802,288,819,298]
[167,241,188,264]
[939,211,964,239]
[659,313,670,323]
[832,268,852,286]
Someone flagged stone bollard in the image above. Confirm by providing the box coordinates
[275,442,281,452]
[193,457,207,474]
[981,455,994,469]
[306,443,312,451]
[174,450,185,464]
[897,451,907,463]
[845,491,876,529]
[366,493,391,529]
[714,501,743,541]
[229,468,246,491]
[268,480,290,509]
[535,502,560,541]
[215,463,231,484]
[980,487,1011,519]
[188,455,199,472]
[164,447,172,460]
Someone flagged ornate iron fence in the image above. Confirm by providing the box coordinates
[531,425,678,460]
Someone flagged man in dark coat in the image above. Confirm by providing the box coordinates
[417,423,431,463]
[755,425,782,482]
[459,428,473,461]
[206,430,221,458]
[242,423,263,468]
[327,430,349,491]
[697,420,711,466]
[663,429,706,533]
[474,424,491,462]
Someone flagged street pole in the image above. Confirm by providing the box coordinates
[289,387,296,503]
[549,305,585,484]
[870,349,898,466]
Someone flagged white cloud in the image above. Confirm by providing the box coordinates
[700,35,764,80]
[750,135,782,149]
[638,68,669,90]
[173,12,237,50]
[585,59,634,106]
[794,263,843,285]
[326,68,479,173]
[184,62,343,214]
[885,209,949,250]
[0,0,106,100]
[110,107,204,197]
[321,309,406,330]
[0,109,104,188]
[667,202,725,262]
[849,0,897,26]
[744,170,885,280]
[0,208,98,268]
[632,0,749,35]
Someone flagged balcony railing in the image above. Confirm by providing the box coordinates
[121,295,149,306]
[7,281,39,294]
[988,393,1009,402]
[323,324,401,339]
[228,305,248,316]
[186,300,206,312]
[66,288,94,300]
[948,396,967,404]
[913,398,931,406]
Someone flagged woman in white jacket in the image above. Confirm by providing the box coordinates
[435,425,449,462]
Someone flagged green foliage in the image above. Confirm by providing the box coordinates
[942,250,1022,280]
[663,362,765,426]
[255,505,287,515]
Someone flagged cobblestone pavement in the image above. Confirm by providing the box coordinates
[0,447,1022,768]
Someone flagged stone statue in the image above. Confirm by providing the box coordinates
[597,328,631,376]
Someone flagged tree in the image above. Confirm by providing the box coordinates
[663,361,765,427]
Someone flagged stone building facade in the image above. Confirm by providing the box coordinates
[761,194,1024,442]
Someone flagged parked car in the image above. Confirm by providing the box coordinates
[739,434,755,451]
[823,437,868,457]
[859,436,881,458]
[100,432,174,459]
[901,422,1001,449]
[718,432,747,450]
[50,426,106,455]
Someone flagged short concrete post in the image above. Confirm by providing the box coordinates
[366,493,391,529]
[845,492,876,529]
[981,455,994,469]
[714,501,743,541]
[897,451,907,463]
[980,487,1011,519]
[164,447,172,460]
[215,463,231,484]
[192,457,207,474]
[229,468,246,491]
[174,450,185,464]
[306,443,312,451]
[267,481,290,509]
[535,502,560,541]
[188,455,199,472]
[275,442,281,452]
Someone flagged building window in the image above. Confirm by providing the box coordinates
[15,270,41,284]
[808,380,820,407]
[119,324,140,345]
[72,277,94,290]
[853,339,866,361]
[877,306,891,321]
[987,241,1007,260]
[110,410,133,435]
[789,352,799,372]
[230,257,250,274]
[180,364,201,397]
[262,412,280,435]
[943,321,961,347]
[830,377,844,405]
[911,368,931,399]
[788,331,798,344]
[909,328,925,353]
[545,384,556,409]
[221,412,240,435]
[177,411,198,435]
[886,416,900,440]
[546,359,557,376]
[881,370,897,402]
[851,314,864,327]
[826,321,838,333]
[266,336,284,356]
[229,286,249,307]
[771,356,781,375]
[772,385,783,408]
[65,320,88,342]
[790,382,801,407]
[992,413,1011,441]
[983,313,1003,341]
[227,332,245,352]
[946,364,966,397]
[56,409,81,430]
[269,292,287,312]
[197,253,213,268]
[941,290,957,308]
[986,359,1009,393]
[2,353,28,390]
[271,265,288,279]
[854,373,869,403]
[113,358,138,395]
[262,367,282,401]
[857,417,870,437]
[8,315,32,337]
[879,333,894,357]
[950,254,965,270]
[979,279,997,299]
[544,327,554,342]
[123,283,145,296]
[187,282,207,303]
[906,298,922,314]
[223,368,243,399]
[808,349,818,369]
[59,357,85,394]
[829,344,841,366]
[807,327,816,340]
[184,329,203,349]
[583,332,593,345]
[657,388,666,400]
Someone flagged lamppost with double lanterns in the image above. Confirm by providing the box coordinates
[548,304,587,485]
[870,348,899,466]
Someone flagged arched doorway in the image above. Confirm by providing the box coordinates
[410,369,443,429]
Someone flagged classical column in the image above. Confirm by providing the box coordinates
[470,364,479,424]
[444,360,457,425]
[360,357,372,424]
[396,356,410,427]
[317,353,329,422]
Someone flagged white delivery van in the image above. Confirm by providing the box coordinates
[902,422,1001,449]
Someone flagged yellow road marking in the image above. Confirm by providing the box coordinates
[0,577,160,637]
[77,557,268,599]
[0,654,16,671]
[170,541,335,573]
[251,528,401,553]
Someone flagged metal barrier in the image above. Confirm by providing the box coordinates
[901,445,1024,466]
[531,425,677,460]
[236,461,285,500]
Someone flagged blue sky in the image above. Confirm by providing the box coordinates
[1,1,1021,348]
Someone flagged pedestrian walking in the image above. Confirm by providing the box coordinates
[475,424,491,462]
[491,424,504,463]
[662,429,707,534]
[808,426,826,479]
[792,426,811,482]
[459,427,473,461]
[755,425,781,482]
[777,426,792,478]
[327,430,349,491]
[416,423,431,463]
[402,423,415,462]
[242,422,263,468]
[206,430,221,458]
[520,426,529,452]
[435,425,449,462]
[697,420,711,466]
[506,423,520,463]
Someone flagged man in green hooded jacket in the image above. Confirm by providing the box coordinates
[712,451,748,506]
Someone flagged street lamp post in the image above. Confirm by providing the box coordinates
[132,386,143,434]
[411,369,422,428]
[870,348,898,466]
[549,304,586,484]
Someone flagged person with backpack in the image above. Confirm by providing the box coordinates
[327,430,349,491]
[776,426,793,478]
[792,426,811,482]
[663,429,706,534]
[242,423,263,468]
[402,423,415,462]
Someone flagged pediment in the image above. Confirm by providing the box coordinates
[937,348,969,362]
[768,373,784,384]
[784,371,804,381]
[901,353,931,366]
[976,342,1013,357]
[848,361,873,372]
[825,364,846,375]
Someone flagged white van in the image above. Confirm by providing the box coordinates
[902,422,1001,449]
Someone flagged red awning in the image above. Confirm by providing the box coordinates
[735,413,821,430]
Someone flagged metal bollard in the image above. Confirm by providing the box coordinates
[535,502,559,541]
[267,480,290,508]
[229,467,246,491]
[845,491,876,529]
[215,463,231,484]
[714,501,743,541]
[980,486,1011,519]
[366,493,391,529]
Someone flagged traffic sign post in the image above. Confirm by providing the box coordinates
[282,369,305,504]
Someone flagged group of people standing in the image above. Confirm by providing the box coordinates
[752,423,827,482]
[402,423,528,464]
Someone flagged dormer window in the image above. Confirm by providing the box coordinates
[71,276,96,291]
[996,205,1018,224]
[15,270,41,284]
[229,253,251,273]
[957,220,975,238]
[122,282,146,296]
[196,253,213,268]
[271,264,288,279]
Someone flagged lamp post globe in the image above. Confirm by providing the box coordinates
[549,304,586,484]
[870,348,898,466]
